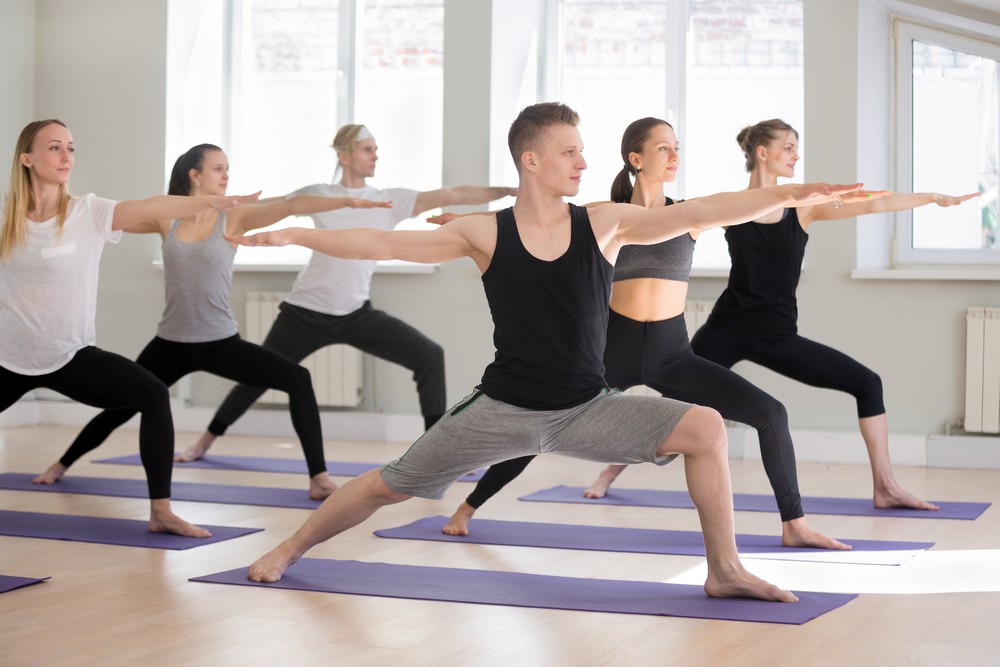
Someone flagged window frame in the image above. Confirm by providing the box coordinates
[893,20,1000,266]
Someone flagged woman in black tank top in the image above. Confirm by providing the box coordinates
[442,119,844,549]
[692,119,975,513]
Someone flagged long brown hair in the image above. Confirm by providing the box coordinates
[1,119,72,261]
[610,117,673,203]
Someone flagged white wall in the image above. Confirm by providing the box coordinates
[10,0,1000,440]
[0,1,36,160]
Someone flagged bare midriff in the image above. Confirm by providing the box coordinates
[609,277,689,322]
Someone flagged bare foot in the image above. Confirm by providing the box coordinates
[248,544,299,583]
[582,464,627,499]
[309,472,338,500]
[874,483,939,511]
[442,502,476,536]
[32,462,68,485]
[781,517,850,550]
[704,565,798,602]
[175,432,215,462]
[148,502,212,538]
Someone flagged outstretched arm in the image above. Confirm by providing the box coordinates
[112,193,260,231]
[800,191,978,226]
[224,214,493,267]
[413,185,517,217]
[606,182,875,250]
[229,196,392,236]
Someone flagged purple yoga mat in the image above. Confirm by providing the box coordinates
[0,472,320,509]
[0,575,50,594]
[0,509,262,550]
[373,516,933,565]
[93,454,484,482]
[191,557,856,624]
[519,485,991,520]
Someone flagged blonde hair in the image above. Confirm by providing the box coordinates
[330,124,372,179]
[2,119,71,262]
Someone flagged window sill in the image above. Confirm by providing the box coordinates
[152,259,440,274]
[851,267,1000,281]
[689,267,731,279]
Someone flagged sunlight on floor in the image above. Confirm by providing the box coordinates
[664,549,1000,594]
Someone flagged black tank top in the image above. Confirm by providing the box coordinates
[707,207,807,337]
[477,204,614,409]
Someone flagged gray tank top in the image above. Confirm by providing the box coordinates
[613,197,695,283]
[156,214,238,343]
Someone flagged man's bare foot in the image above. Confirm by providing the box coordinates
[175,432,215,462]
[704,565,798,602]
[582,464,627,499]
[32,462,68,485]
[248,544,299,583]
[781,517,850,550]
[148,502,212,538]
[442,502,476,536]
[874,483,939,511]
[309,472,338,500]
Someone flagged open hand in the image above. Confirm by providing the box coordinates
[211,191,262,212]
[931,192,978,207]
[427,212,462,225]
[223,229,293,247]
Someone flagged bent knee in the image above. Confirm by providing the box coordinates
[658,405,727,457]
[370,470,413,504]
[684,405,726,434]
[135,377,170,409]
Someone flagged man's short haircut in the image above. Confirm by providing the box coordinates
[507,102,580,171]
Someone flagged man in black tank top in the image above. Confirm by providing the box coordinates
[227,102,867,602]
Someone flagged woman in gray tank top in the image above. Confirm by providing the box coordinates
[34,144,388,500]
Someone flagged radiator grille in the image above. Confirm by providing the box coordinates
[244,292,363,407]
[965,307,1000,434]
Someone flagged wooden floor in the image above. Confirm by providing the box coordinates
[1,425,999,667]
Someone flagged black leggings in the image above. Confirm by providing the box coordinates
[209,301,446,435]
[465,311,807,522]
[0,347,174,499]
[59,335,327,477]
[689,322,885,419]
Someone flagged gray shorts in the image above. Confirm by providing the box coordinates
[380,388,692,499]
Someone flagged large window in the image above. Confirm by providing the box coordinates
[168,0,444,267]
[894,22,999,266]
[554,0,803,270]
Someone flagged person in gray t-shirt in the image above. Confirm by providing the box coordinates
[33,143,388,500]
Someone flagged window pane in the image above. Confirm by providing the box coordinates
[234,0,340,198]
[356,0,443,219]
[688,0,803,268]
[561,0,669,205]
[911,40,998,250]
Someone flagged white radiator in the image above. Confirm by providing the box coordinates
[244,292,363,407]
[625,300,714,397]
[965,307,1000,433]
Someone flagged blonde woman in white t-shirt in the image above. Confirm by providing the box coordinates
[0,119,257,537]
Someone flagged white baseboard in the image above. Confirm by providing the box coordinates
[927,433,1000,470]
[729,425,928,467]
[7,399,1000,471]
[0,398,425,444]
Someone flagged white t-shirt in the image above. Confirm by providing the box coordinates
[0,193,121,375]
[283,183,420,315]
